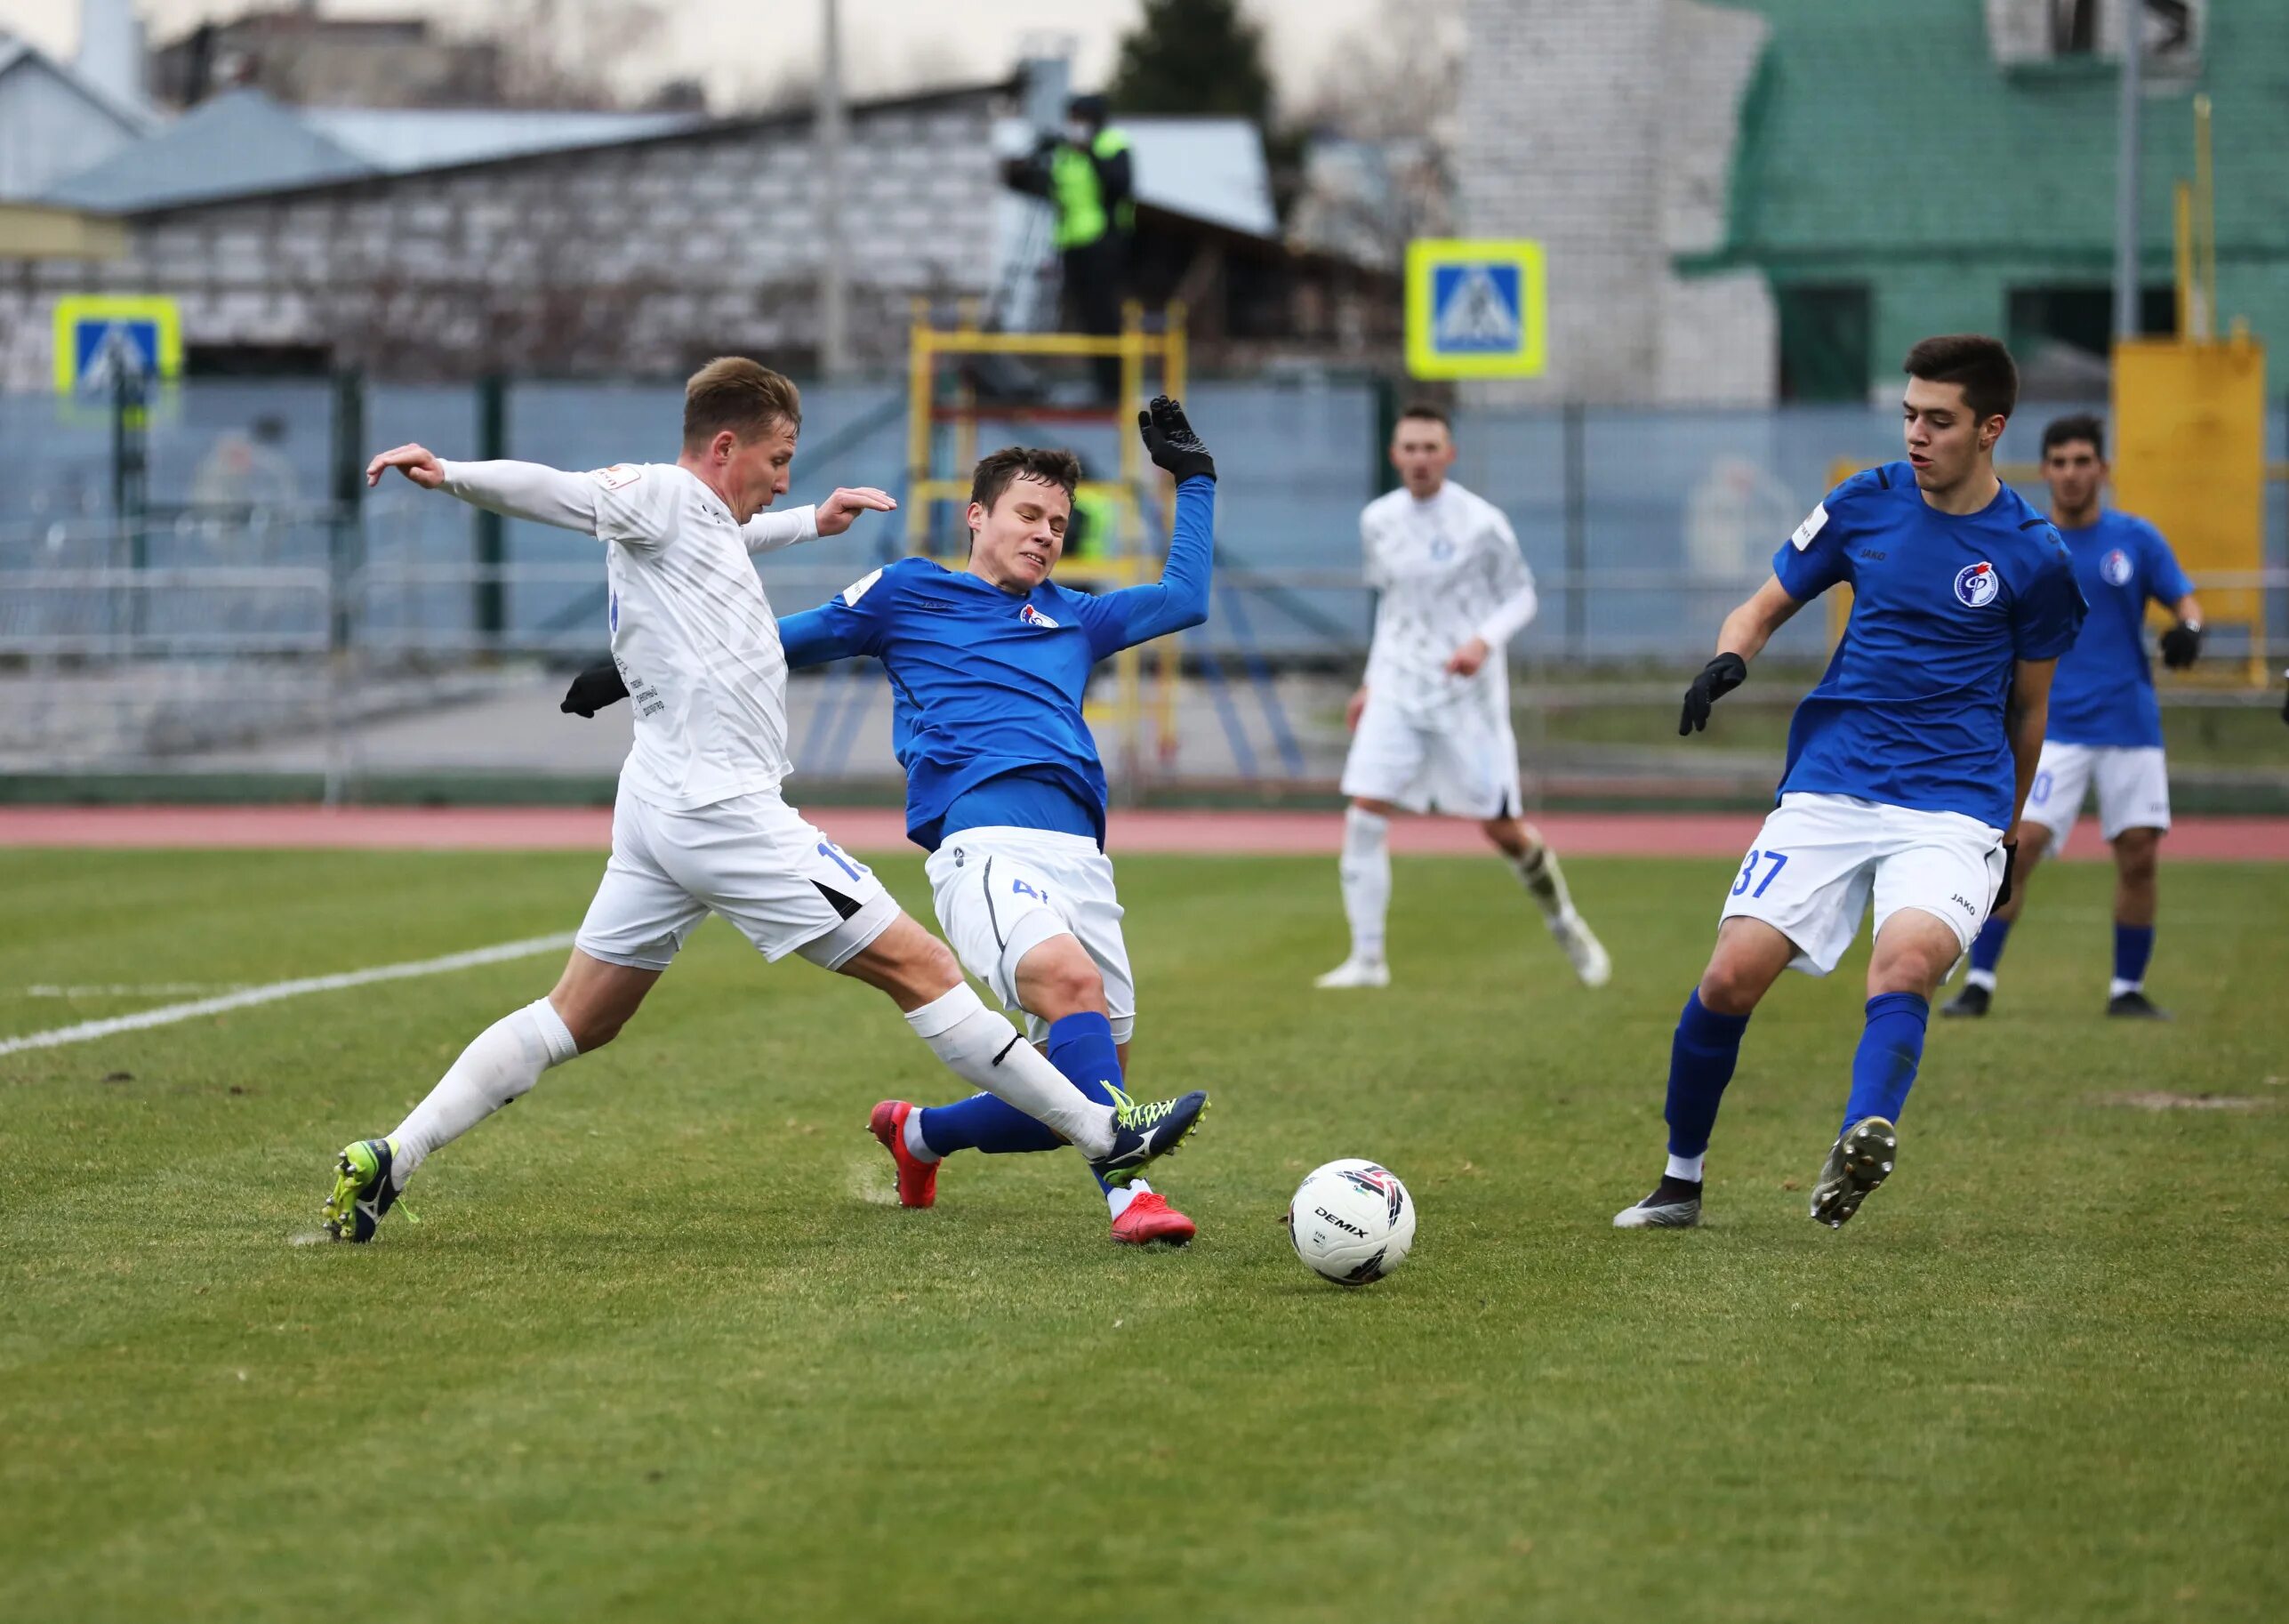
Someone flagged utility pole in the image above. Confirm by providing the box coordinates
[817,0,853,377]
[2112,0,2143,341]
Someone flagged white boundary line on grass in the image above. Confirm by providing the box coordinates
[0,933,577,1057]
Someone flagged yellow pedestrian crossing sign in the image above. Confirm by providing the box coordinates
[1406,239,1546,380]
[52,295,182,396]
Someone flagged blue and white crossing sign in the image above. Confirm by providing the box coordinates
[52,295,182,396]
[1405,239,1546,380]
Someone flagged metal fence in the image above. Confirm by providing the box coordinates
[4,379,2285,800]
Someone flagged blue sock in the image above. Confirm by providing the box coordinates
[1045,1012,1126,1198]
[1967,915,2011,979]
[1843,993,1929,1132]
[915,1091,1062,1156]
[1665,990,1752,1162]
[2113,923,2155,989]
[913,1014,1125,1201]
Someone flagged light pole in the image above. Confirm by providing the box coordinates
[2112,0,2143,341]
[818,0,853,377]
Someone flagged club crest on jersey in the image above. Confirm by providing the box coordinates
[2101,548,2133,587]
[1954,560,2000,608]
[1019,603,1061,630]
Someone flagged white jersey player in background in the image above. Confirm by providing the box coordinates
[321,358,1207,1242]
[1317,403,1610,990]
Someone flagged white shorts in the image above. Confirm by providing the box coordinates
[924,825,1136,1045]
[575,780,898,971]
[2022,742,2172,852]
[1719,793,2007,976]
[1339,692,1523,819]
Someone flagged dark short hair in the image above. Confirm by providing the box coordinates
[2041,413,2106,459]
[970,446,1081,516]
[1902,334,2019,424]
[1394,402,1450,432]
[683,357,801,450]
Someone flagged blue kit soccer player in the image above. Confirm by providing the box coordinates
[1615,336,2086,1231]
[565,398,1217,1244]
[1943,414,2203,1020]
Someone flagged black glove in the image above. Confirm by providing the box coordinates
[561,661,630,718]
[1678,652,1748,736]
[1138,395,1215,484]
[2158,621,2203,670]
[2279,671,2288,728]
[1995,838,2018,911]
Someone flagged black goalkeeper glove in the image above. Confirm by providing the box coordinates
[1995,838,2018,911]
[1678,652,1748,736]
[561,661,630,718]
[2280,670,2288,728]
[2158,621,2203,670]
[1137,394,1215,484]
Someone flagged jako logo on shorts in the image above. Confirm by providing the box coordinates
[1019,603,1061,630]
[1954,561,2000,608]
[2101,548,2133,587]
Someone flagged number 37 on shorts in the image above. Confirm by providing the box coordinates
[1731,848,1789,898]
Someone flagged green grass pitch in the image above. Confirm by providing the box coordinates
[4,847,2285,1621]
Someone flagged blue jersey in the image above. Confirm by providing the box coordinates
[2044,510,2193,750]
[1772,462,2086,830]
[779,476,1215,850]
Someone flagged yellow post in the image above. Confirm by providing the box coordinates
[906,300,934,554]
[2194,94,2217,343]
[2173,181,2194,340]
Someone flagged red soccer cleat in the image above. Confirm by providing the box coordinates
[1109,1191,1196,1246]
[868,1099,938,1210]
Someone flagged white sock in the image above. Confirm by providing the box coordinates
[1106,1178,1152,1218]
[904,985,1114,1159]
[2109,977,2142,999]
[902,1107,943,1163]
[1966,968,1998,992]
[1339,806,1392,963]
[390,997,579,1186]
[1513,839,1575,926]
[1666,1152,1706,1184]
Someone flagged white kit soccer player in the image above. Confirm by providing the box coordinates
[319,358,1207,1242]
[1318,403,1609,990]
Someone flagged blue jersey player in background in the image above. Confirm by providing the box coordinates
[1944,414,2203,1021]
[1615,336,2085,1232]
[568,398,1217,1244]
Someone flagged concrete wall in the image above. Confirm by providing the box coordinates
[0,90,1003,388]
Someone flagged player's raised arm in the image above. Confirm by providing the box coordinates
[1075,397,1217,657]
[369,445,606,535]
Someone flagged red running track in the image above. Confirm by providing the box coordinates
[2,805,2285,860]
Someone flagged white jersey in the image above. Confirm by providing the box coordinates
[1360,480,1538,715]
[438,459,817,811]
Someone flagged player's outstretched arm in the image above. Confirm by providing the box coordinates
[1680,577,1802,735]
[367,446,605,535]
[1079,397,1217,655]
[740,487,897,556]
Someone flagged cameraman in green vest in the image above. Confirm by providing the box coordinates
[1007,92,1135,399]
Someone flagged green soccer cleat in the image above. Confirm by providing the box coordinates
[1809,1116,1897,1230]
[1088,1087,1209,1187]
[322,1137,415,1242]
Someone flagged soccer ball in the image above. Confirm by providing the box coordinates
[1287,1159,1416,1287]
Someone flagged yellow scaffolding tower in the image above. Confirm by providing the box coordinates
[904,300,1190,788]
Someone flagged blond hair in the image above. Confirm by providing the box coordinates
[682,357,802,451]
